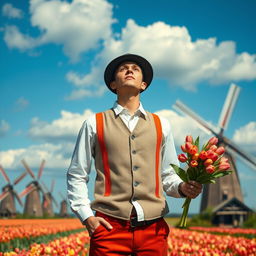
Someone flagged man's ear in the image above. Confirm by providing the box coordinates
[110,81,116,90]
[141,82,147,91]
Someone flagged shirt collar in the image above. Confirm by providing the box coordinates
[113,101,147,117]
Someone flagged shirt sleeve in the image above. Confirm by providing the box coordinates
[159,116,183,198]
[66,115,95,223]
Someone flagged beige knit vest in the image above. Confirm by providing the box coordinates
[91,109,169,220]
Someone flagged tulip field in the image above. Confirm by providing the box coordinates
[0,219,255,256]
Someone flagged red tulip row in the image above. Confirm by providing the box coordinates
[189,226,256,235]
[0,219,83,243]
[1,220,255,255]
[168,228,256,256]
[0,230,89,256]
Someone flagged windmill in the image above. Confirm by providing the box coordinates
[0,165,27,217]
[41,180,58,217]
[19,159,48,217]
[173,84,256,225]
[59,192,68,217]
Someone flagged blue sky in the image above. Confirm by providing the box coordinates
[0,0,256,215]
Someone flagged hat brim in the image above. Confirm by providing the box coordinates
[104,54,153,94]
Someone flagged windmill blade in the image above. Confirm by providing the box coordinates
[38,159,46,180]
[50,180,55,193]
[41,181,50,193]
[0,191,10,201]
[21,159,36,179]
[0,165,11,184]
[19,184,36,198]
[222,136,256,171]
[13,171,27,185]
[14,191,23,207]
[173,100,219,135]
[218,84,241,132]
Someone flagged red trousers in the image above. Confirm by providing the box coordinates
[89,212,170,256]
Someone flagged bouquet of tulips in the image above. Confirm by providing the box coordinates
[171,135,232,228]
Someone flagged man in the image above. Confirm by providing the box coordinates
[67,54,202,255]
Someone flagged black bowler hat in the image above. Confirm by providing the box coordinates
[104,53,153,94]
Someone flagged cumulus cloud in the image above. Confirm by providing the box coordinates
[73,19,256,95]
[29,109,94,142]
[3,0,115,62]
[2,3,23,19]
[233,122,256,154]
[155,109,211,146]
[0,143,72,169]
[65,69,106,100]
[0,120,10,136]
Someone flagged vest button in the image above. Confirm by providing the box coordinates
[133,166,139,171]
[131,134,136,140]
[132,150,136,154]
[133,181,140,187]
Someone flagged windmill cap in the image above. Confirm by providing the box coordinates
[104,53,153,94]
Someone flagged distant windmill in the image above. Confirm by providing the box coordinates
[59,192,68,217]
[0,165,27,217]
[41,180,58,217]
[173,84,256,225]
[19,159,48,217]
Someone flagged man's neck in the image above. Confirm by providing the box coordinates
[117,94,140,115]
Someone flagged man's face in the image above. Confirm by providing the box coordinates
[110,62,147,94]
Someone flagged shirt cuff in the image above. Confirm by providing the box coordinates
[76,205,94,224]
[178,182,186,198]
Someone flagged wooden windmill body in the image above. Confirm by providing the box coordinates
[19,160,48,217]
[41,180,58,217]
[59,192,68,217]
[0,165,26,217]
[174,84,255,226]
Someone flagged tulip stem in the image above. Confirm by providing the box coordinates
[178,198,191,228]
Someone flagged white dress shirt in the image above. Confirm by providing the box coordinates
[67,102,183,223]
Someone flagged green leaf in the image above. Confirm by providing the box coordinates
[170,164,188,182]
[194,136,200,148]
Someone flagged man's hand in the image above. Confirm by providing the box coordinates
[84,216,113,237]
[179,181,202,198]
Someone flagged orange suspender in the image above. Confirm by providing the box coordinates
[96,112,162,198]
[152,113,162,198]
[96,113,111,196]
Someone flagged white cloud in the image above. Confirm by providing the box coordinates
[0,120,10,136]
[0,143,72,169]
[4,0,115,62]
[65,69,107,100]
[78,19,256,94]
[2,3,23,19]
[155,109,211,147]
[29,109,95,141]
[233,122,256,154]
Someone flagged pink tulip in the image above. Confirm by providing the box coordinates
[181,144,187,153]
[209,145,217,151]
[178,154,188,163]
[220,157,229,163]
[215,146,225,155]
[185,135,193,143]
[206,150,218,162]
[190,160,198,167]
[218,162,230,171]
[208,137,218,146]
[206,165,215,174]
[204,159,213,166]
